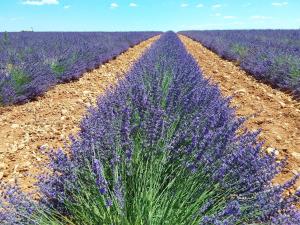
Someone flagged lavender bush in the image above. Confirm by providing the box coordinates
[1,32,299,224]
[180,30,300,98]
[0,31,160,105]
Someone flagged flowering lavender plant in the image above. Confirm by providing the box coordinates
[1,32,299,224]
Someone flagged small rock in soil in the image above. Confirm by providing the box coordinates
[266,147,279,156]
[39,144,49,150]
[83,90,91,95]
[61,109,68,115]
[0,162,6,170]
[11,124,20,129]
[18,144,25,150]
[292,152,300,160]
[278,101,286,108]
[234,88,247,95]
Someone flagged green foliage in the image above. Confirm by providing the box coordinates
[290,66,300,79]
[51,63,66,77]
[274,55,300,80]
[231,44,248,58]
[3,31,9,44]
[161,70,172,109]
[8,64,30,93]
[274,55,289,65]
[31,121,232,225]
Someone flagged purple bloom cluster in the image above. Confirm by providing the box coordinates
[1,31,299,224]
[0,31,160,105]
[180,30,300,98]
[93,158,108,195]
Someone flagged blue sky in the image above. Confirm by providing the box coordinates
[0,0,299,31]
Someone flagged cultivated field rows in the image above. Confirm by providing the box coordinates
[180,30,300,97]
[0,32,299,194]
[0,35,159,191]
[180,35,300,188]
[0,32,300,223]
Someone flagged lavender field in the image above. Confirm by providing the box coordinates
[0,32,160,105]
[1,32,300,225]
[180,30,300,97]
[2,0,300,223]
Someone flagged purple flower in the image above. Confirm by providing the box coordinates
[92,158,108,195]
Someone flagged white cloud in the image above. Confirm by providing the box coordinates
[110,2,119,8]
[272,2,288,7]
[250,15,272,20]
[129,3,137,7]
[196,3,204,8]
[212,4,222,8]
[10,17,24,21]
[64,5,70,9]
[180,3,189,7]
[213,13,221,17]
[224,16,236,19]
[22,0,59,6]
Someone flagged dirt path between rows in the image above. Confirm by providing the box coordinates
[0,36,159,192]
[179,35,300,188]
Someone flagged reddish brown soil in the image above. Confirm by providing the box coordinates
[180,35,300,189]
[0,36,159,192]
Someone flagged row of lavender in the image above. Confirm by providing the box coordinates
[1,32,299,224]
[0,31,160,105]
[180,30,300,97]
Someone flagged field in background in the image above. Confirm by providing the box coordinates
[0,32,160,105]
[180,30,300,98]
